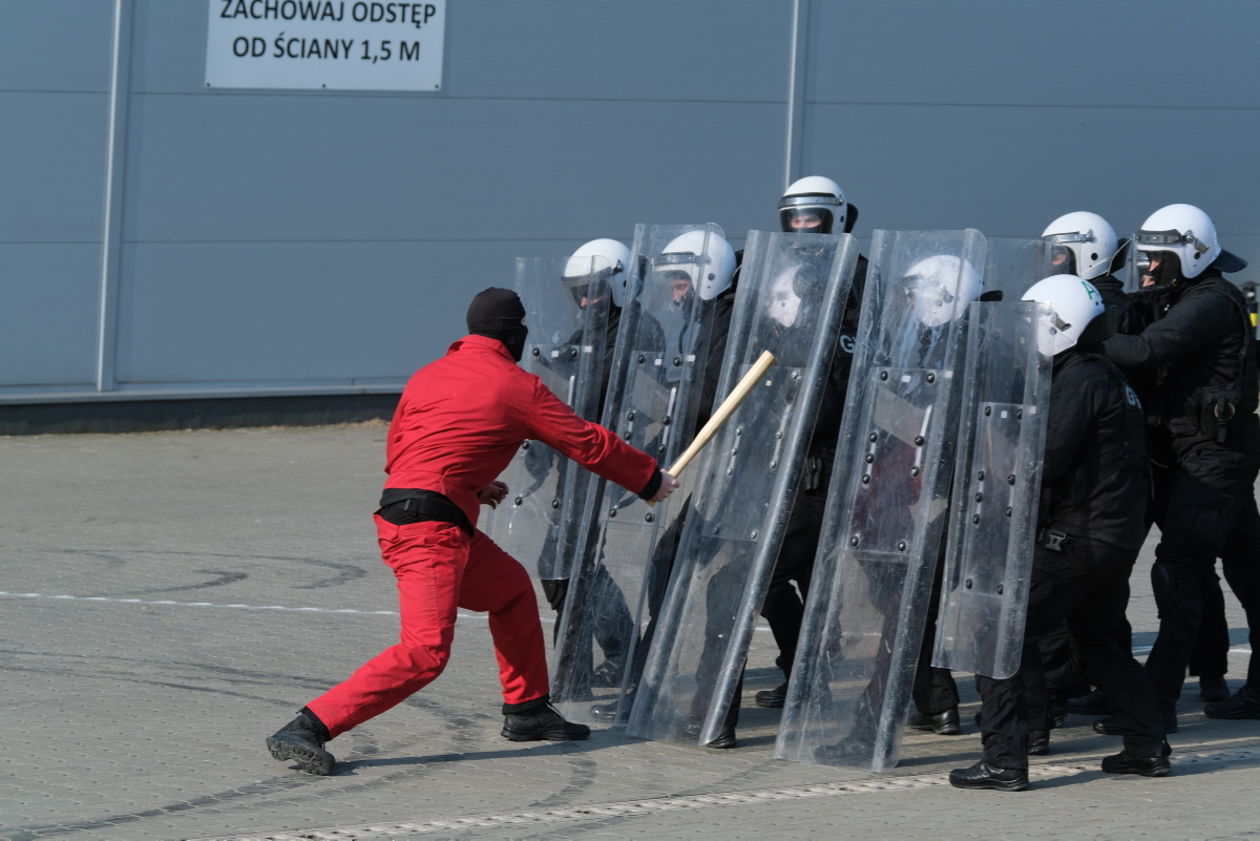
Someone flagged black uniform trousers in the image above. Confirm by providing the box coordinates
[761,479,959,714]
[1146,445,1260,702]
[977,538,1164,770]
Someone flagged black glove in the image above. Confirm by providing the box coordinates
[541,578,569,613]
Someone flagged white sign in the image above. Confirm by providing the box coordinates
[206,1,446,91]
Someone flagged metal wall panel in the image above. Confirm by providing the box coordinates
[0,245,100,388]
[1,0,1257,403]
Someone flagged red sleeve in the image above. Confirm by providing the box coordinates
[523,378,658,494]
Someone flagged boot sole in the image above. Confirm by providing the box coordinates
[500,728,590,742]
[1204,708,1260,720]
[266,736,335,775]
[1102,762,1172,777]
[949,777,1029,792]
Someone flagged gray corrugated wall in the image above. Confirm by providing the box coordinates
[2,0,1257,403]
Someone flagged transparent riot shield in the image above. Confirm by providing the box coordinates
[931,300,1052,679]
[983,237,1054,301]
[551,223,725,723]
[484,257,611,585]
[775,228,986,771]
[625,231,860,746]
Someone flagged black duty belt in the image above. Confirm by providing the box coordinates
[378,488,474,536]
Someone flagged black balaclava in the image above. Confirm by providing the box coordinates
[466,287,528,361]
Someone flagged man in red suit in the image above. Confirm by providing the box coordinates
[267,287,678,775]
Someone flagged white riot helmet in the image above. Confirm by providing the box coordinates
[1022,274,1105,356]
[653,229,737,301]
[903,254,982,327]
[1134,203,1232,283]
[1041,211,1120,281]
[564,238,632,308]
[778,175,852,234]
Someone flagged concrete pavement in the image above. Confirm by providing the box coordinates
[2,424,1258,841]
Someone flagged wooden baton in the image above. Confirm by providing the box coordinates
[648,349,778,504]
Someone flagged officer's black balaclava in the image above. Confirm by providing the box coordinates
[467,287,528,361]
[1143,251,1184,288]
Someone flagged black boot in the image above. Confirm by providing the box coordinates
[1028,730,1050,756]
[948,760,1029,792]
[502,697,590,741]
[1198,675,1230,703]
[754,682,788,709]
[908,707,960,735]
[266,709,335,776]
[1205,684,1260,719]
[1101,745,1172,777]
[705,727,737,749]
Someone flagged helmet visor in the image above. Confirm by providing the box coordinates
[779,206,834,234]
[1049,244,1077,275]
[1135,228,1210,257]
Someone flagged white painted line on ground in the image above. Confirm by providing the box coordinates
[185,745,1260,841]
[1,592,1246,647]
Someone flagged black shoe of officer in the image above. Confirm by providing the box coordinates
[677,717,737,748]
[1066,688,1110,715]
[1028,730,1050,756]
[1093,710,1177,735]
[908,707,961,735]
[755,682,788,709]
[948,760,1029,792]
[266,709,335,776]
[1051,711,1067,729]
[1101,745,1172,777]
[1198,675,1231,703]
[502,697,590,741]
[1205,684,1260,719]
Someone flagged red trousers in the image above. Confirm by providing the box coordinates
[306,516,549,738]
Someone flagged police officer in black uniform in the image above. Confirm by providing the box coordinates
[950,274,1169,791]
[752,176,874,706]
[1098,203,1260,723]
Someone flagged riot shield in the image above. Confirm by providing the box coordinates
[775,228,986,771]
[982,237,1055,301]
[485,256,611,584]
[550,223,725,722]
[931,299,1052,679]
[625,231,860,746]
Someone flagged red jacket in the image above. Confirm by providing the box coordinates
[385,334,658,529]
